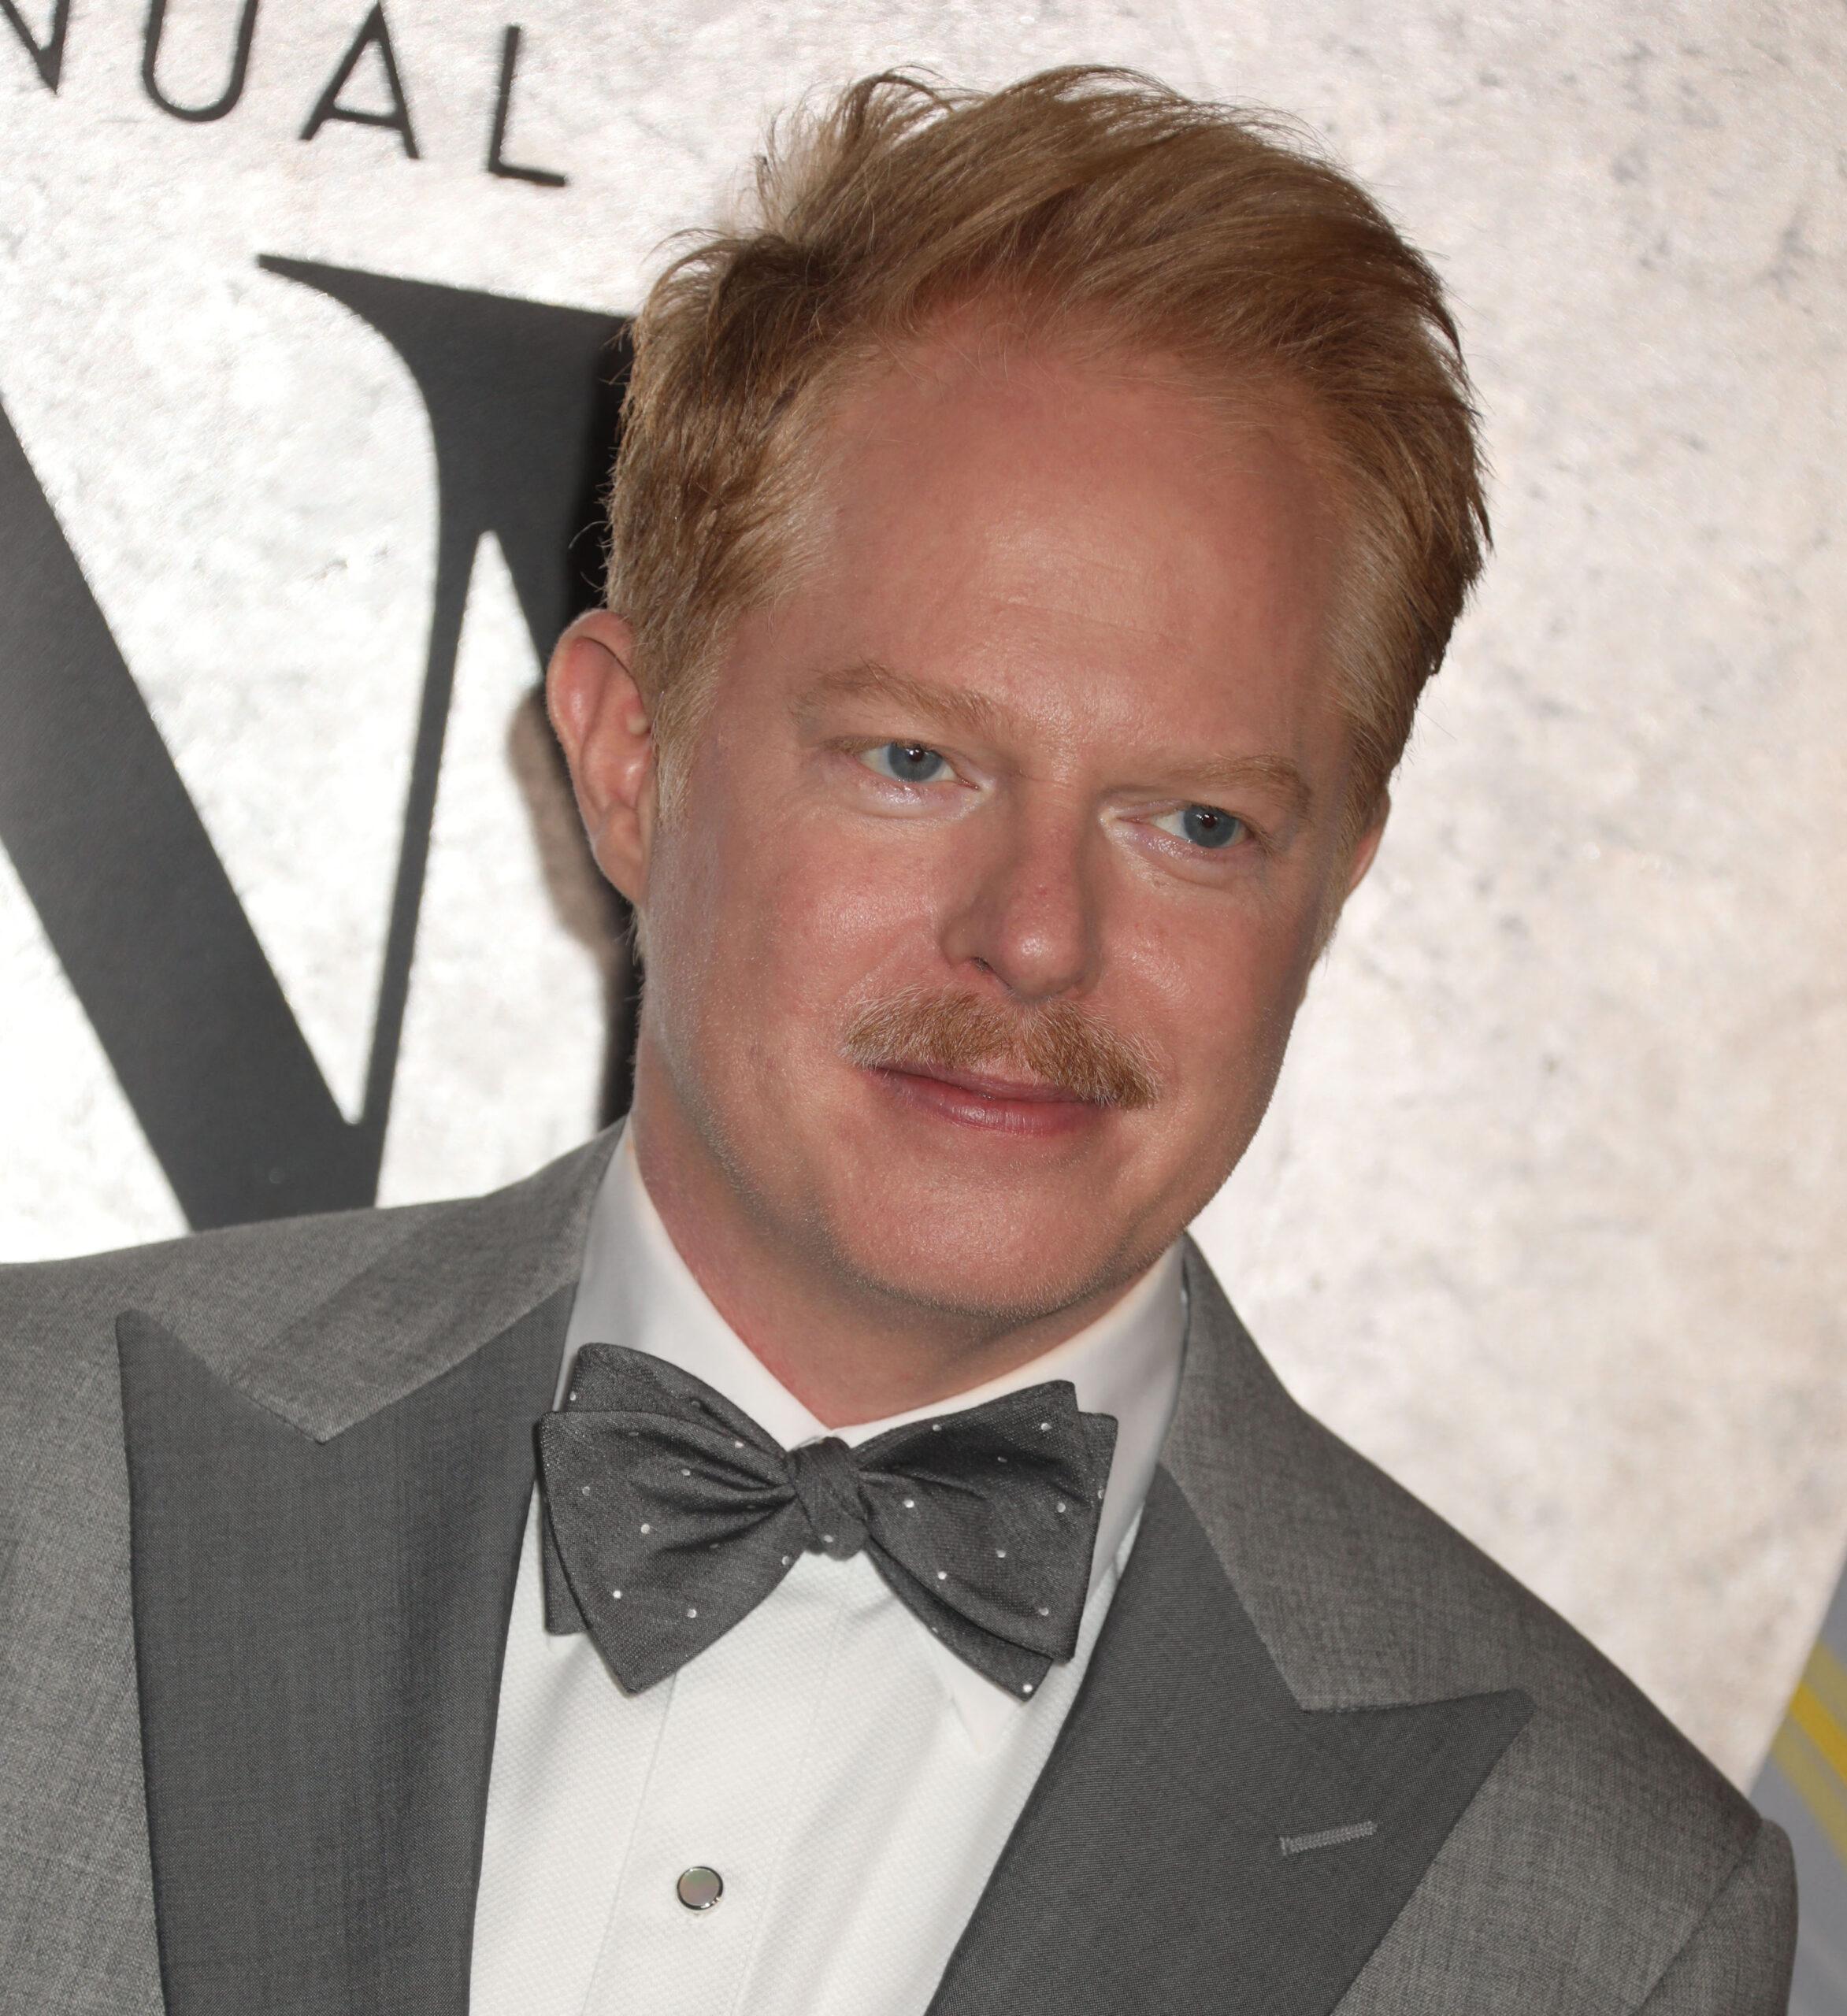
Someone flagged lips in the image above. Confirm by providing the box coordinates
[865,1060,1107,1139]
[885,1062,1088,1105]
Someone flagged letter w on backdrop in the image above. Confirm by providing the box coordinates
[0,262,631,1230]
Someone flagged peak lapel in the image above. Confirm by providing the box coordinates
[929,1242,1534,2016]
[927,1467,1531,2016]
[228,1126,620,1443]
[119,1283,569,2016]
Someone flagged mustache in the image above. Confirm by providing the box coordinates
[840,986,1161,1111]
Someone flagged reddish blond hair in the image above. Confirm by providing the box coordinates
[607,66,1489,825]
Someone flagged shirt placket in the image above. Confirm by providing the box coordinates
[583,1551,850,2014]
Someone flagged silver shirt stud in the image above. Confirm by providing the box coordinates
[677,1866,724,1911]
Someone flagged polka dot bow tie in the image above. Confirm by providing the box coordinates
[537,1343,1118,1698]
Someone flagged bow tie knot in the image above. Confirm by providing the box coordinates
[787,1436,868,1559]
[537,1343,1118,1698]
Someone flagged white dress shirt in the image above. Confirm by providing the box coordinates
[470,1128,1186,2016]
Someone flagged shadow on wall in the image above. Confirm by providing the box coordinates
[0,258,637,1230]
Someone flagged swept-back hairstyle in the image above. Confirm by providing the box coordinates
[607,66,1488,825]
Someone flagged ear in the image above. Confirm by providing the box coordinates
[546,610,655,907]
[1311,791,1390,961]
[1344,789,1389,896]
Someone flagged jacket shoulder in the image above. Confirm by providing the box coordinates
[1314,1406,1795,2012]
[2,1124,618,1451]
[0,1198,452,1541]
[1169,1256,1793,2011]
[1,1196,449,1380]
[1290,1395,1758,1821]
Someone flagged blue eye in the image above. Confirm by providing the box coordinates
[1153,804,1246,850]
[862,742,950,784]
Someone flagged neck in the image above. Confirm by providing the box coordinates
[625,1065,1140,1429]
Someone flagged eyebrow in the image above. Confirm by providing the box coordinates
[796,659,1003,739]
[796,658,1315,821]
[1174,751,1315,822]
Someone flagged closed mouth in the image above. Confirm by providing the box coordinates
[880,1062,1092,1104]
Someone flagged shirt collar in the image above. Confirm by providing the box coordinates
[562,1125,1187,1741]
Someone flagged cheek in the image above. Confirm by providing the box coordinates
[761,814,950,1017]
[1127,891,1322,1120]
[648,784,943,1064]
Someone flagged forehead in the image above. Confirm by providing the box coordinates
[763,329,1347,750]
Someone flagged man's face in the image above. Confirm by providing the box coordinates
[614,337,1376,1329]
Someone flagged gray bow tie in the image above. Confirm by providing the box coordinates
[537,1343,1118,1698]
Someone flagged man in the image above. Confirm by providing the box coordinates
[0,66,1794,2016]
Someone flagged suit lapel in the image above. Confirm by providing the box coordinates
[929,1243,1534,2016]
[116,1126,620,2016]
[120,1292,566,2016]
[928,1466,1530,2016]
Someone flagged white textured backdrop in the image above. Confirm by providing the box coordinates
[2,0,1841,1784]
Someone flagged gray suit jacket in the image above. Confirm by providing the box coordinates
[0,1128,1795,2015]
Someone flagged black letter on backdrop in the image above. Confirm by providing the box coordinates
[142,0,260,123]
[2,0,72,91]
[301,2,418,157]
[486,27,567,187]
[0,267,632,1228]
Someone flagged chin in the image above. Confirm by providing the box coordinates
[816,1191,1132,1328]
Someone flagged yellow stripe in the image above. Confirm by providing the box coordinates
[1806,1640,1847,1730]
[1771,1721,1847,1870]
[1791,1678,1847,1789]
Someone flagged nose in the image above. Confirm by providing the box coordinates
[937,795,1102,1002]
